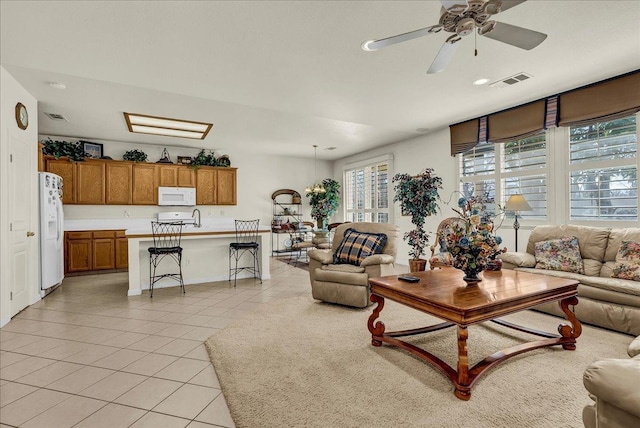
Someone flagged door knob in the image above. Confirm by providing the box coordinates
[27,231,35,237]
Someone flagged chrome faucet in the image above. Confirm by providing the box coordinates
[192,208,201,228]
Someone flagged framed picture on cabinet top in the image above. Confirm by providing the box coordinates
[82,141,103,159]
[177,156,192,165]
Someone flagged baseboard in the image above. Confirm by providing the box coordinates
[0,316,10,328]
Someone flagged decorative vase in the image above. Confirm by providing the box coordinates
[461,267,483,284]
[409,259,427,272]
[317,218,325,230]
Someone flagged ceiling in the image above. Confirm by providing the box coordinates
[1,1,639,160]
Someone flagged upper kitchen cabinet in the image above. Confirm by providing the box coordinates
[216,168,237,205]
[132,163,158,205]
[76,160,106,204]
[196,168,216,205]
[106,162,132,205]
[196,167,237,205]
[45,158,76,204]
[158,164,196,187]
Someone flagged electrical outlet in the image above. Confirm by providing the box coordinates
[185,258,191,266]
[208,210,213,216]
[124,210,130,218]
[220,210,225,216]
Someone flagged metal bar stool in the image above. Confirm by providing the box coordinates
[229,219,262,287]
[148,221,185,297]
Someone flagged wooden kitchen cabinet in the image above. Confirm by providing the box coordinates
[66,231,92,273]
[44,156,236,206]
[76,161,106,204]
[115,230,128,269]
[93,231,116,270]
[158,164,195,187]
[196,168,216,205]
[45,159,76,204]
[178,167,196,187]
[132,164,158,205]
[216,168,237,205]
[106,162,132,205]
[65,230,127,273]
[196,167,237,205]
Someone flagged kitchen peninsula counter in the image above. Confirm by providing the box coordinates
[125,224,271,296]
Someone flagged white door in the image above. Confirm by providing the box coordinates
[8,132,34,317]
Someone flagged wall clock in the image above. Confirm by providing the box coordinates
[15,102,28,130]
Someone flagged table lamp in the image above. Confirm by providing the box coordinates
[504,194,533,251]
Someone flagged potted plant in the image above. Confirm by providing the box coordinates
[123,149,148,162]
[41,138,86,161]
[392,168,442,272]
[306,178,340,229]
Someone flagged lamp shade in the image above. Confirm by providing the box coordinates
[505,194,533,212]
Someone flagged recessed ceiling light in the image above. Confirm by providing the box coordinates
[473,78,491,86]
[123,112,213,140]
[47,81,66,90]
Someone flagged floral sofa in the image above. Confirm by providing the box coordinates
[500,224,640,336]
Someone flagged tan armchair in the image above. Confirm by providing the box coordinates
[583,336,640,428]
[307,222,399,308]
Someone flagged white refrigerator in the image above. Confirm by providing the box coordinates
[39,172,64,292]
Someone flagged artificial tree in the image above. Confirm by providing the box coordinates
[392,168,442,271]
[306,178,340,229]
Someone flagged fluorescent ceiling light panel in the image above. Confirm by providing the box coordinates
[124,112,213,140]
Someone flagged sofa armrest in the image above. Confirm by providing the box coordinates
[361,254,395,267]
[583,358,640,418]
[499,252,536,268]
[308,249,333,264]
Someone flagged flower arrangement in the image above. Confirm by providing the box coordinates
[392,168,442,265]
[306,178,340,229]
[445,194,506,282]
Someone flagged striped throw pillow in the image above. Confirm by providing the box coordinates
[333,228,387,266]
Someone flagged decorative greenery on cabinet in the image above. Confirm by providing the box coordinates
[123,149,148,162]
[41,138,86,161]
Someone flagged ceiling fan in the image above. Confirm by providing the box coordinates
[361,0,547,74]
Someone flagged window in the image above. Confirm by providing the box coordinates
[569,116,637,221]
[459,133,548,220]
[344,156,391,223]
[501,133,547,219]
[457,113,639,225]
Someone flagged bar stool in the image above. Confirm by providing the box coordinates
[148,221,185,297]
[229,219,262,287]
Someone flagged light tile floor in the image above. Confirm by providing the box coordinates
[0,257,327,428]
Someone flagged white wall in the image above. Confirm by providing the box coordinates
[40,134,332,229]
[333,129,459,265]
[1,67,39,327]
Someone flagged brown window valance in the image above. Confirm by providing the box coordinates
[450,70,640,155]
[559,71,640,126]
[450,119,479,156]
[488,100,546,143]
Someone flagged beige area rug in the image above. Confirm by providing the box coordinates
[205,295,632,428]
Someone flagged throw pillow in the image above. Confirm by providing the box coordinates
[534,236,584,274]
[333,228,387,266]
[611,241,640,281]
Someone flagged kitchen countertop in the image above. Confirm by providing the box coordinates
[65,217,236,232]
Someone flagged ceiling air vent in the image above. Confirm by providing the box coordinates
[489,72,533,89]
[44,112,68,121]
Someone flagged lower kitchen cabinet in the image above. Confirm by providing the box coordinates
[66,230,128,274]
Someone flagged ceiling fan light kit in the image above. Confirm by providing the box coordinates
[362,0,547,74]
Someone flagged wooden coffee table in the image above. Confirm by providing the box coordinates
[367,269,581,400]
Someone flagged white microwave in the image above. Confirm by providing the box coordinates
[158,187,196,206]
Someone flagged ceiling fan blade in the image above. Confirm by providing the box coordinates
[362,25,442,51]
[427,40,460,74]
[440,0,468,13]
[484,0,527,14]
[482,22,547,50]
